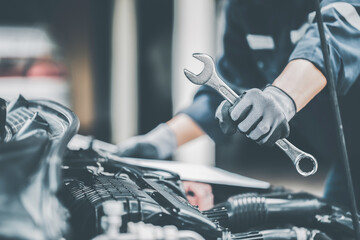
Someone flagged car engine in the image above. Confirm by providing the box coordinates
[0,96,358,240]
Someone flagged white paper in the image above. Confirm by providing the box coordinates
[68,135,271,189]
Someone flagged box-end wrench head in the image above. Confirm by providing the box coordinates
[184,53,318,177]
[276,139,318,177]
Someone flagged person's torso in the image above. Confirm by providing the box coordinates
[219,0,315,87]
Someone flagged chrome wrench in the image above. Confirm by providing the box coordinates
[184,53,318,176]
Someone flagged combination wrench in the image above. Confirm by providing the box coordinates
[184,53,318,177]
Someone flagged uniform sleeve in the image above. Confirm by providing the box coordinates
[180,85,229,143]
[289,0,360,95]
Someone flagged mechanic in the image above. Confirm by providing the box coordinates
[117,0,360,211]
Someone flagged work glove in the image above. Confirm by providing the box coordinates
[116,123,177,159]
[215,86,296,146]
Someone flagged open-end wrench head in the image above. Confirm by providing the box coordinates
[183,53,215,85]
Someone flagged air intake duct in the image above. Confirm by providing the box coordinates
[209,193,331,232]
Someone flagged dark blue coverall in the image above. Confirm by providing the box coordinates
[182,0,360,208]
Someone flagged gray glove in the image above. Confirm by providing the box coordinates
[215,86,296,146]
[116,123,177,159]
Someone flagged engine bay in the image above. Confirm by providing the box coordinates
[0,96,358,240]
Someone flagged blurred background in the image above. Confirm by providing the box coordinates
[0,0,330,196]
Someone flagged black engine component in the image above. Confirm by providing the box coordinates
[230,227,334,240]
[60,147,222,240]
[61,142,360,240]
[214,192,330,231]
[203,192,359,239]
[230,227,319,240]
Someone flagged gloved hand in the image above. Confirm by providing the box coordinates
[215,85,296,146]
[116,123,177,159]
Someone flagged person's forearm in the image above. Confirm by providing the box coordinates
[166,114,205,146]
[272,59,327,111]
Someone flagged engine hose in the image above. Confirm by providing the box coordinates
[224,193,329,232]
[227,193,267,231]
[230,228,332,240]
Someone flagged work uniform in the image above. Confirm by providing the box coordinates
[182,0,360,208]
